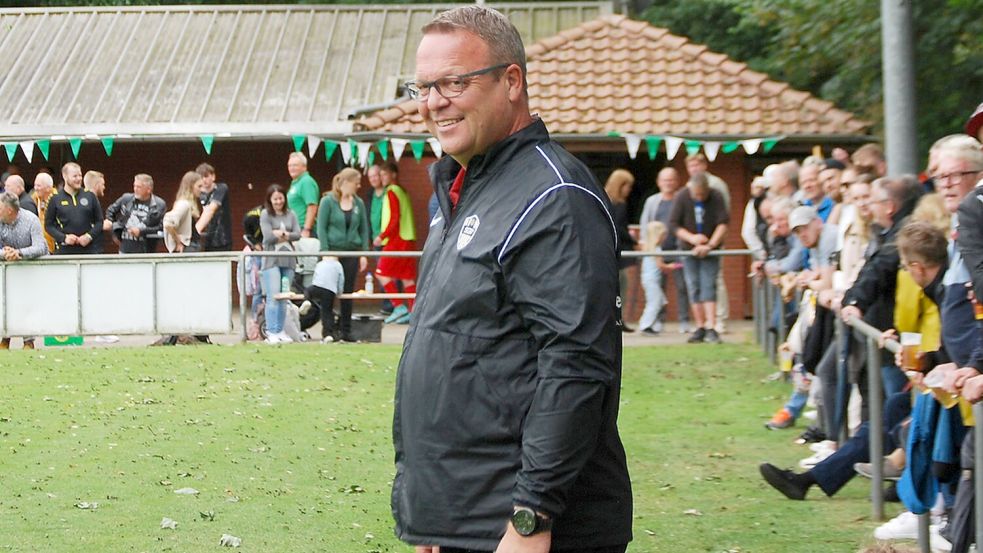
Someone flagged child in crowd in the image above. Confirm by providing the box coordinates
[637,221,677,335]
[301,256,346,343]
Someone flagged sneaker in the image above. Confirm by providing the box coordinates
[798,447,834,469]
[298,300,312,316]
[276,332,293,344]
[794,426,827,445]
[321,336,335,344]
[652,321,664,333]
[22,340,35,350]
[394,312,412,325]
[264,334,282,345]
[931,523,953,552]
[808,439,837,453]
[714,322,727,334]
[94,335,119,343]
[384,304,408,324]
[874,510,939,540]
[703,328,722,344]
[766,408,794,430]
[854,458,903,481]
[621,324,635,333]
[687,328,707,343]
[678,322,692,334]
[758,463,809,500]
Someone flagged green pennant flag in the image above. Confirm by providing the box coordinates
[68,137,82,159]
[606,131,621,137]
[410,140,425,161]
[684,140,701,156]
[763,138,780,153]
[721,141,741,154]
[101,136,114,157]
[367,151,376,166]
[348,139,357,165]
[377,140,389,160]
[200,135,214,155]
[644,136,662,161]
[292,135,305,152]
[3,143,16,161]
[36,139,50,160]
[324,141,338,162]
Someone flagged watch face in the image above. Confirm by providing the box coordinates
[512,508,537,536]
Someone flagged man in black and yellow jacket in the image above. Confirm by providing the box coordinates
[44,162,103,255]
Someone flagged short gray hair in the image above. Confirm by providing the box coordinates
[688,172,709,191]
[288,151,308,167]
[0,191,19,211]
[934,134,983,170]
[423,6,527,90]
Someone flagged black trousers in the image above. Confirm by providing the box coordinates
[338,256,358,337]
[306,285,337,339]
[441,544,627,553]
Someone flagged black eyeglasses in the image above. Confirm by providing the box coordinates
[932,170,981,185]
[404,63,510,100]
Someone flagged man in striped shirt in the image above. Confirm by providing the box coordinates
[0,191,49,349]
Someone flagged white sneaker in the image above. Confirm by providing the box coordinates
[931,523,952,552]
[264,334,282,345]
[652,321,664,333]
[298,300,312,315]
[809,440,837,453]
[678,322,692,334]
[94,335,120,343]
[802,410,818,421]
[874,511,919,540]
[276,332,293,344]
[321,336,335,344]
[799,446,835,469]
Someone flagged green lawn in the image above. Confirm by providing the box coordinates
[0,341,891,552]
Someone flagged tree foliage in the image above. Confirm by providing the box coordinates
[641,0,983,158]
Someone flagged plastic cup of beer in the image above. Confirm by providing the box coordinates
[900,332,922,371]
[780,349,794,373]
[923,369,959,409]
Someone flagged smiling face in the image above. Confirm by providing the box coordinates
[287,157,305,180]
[937,154,981,214]
[415,30,525,167]
[270,191,286,214]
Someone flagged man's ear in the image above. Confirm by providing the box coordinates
[506,65,524,102]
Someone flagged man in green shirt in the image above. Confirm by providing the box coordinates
[286,152,320,237]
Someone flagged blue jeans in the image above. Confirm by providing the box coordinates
[681,255,719,304]
[638,257,666,331]
[261,267,294,334]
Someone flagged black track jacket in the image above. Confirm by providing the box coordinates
[391,120,633,551]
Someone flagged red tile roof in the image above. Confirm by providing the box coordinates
[356,14,868,137]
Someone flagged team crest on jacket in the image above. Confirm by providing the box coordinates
[457,215,480,250]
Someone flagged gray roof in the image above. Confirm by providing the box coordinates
[0,2,612,141]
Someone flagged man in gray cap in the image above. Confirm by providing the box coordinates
[789,205,839,292]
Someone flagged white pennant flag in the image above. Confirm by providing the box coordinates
[623,133,642,160]
[427,137,443,159]
[703,141,721,162]
[307,136,322,158]
[390,138,408,162]
[340,141,353,165]
[664,136,684,160]
[18,141,33,164]
[742,139,762,155]
[357,142,372,168]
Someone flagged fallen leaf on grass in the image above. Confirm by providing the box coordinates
[173,487,199,495]
[644,529,656,536]
[683,509,702,516]
[160,517,177,529]
[75,502,98,510]
[219,534,241,547]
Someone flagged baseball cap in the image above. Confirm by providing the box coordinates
[789,205,819,230]
[967,102,983,140]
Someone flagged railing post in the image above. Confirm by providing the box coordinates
[975,402,983,551]
[866,334,884,521]
[752,277,763,346]
[763,279,774,358]
[238,253,248,343]
[918,512,930,553]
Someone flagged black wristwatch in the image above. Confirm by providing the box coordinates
[511,506,552,536]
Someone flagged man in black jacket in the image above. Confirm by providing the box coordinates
[392,6,632,553]
[103,173,167,254]
[44,162,102,255]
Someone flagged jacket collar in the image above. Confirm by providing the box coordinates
[925,262,947,307]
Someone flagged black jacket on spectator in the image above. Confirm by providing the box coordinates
[842,196,918,331]
[44,187,103,255]
[956,183,983,371]
[104,193,167,253]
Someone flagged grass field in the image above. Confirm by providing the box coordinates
[0,341,891,552]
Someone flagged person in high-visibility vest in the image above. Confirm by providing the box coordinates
[372,161,416,325]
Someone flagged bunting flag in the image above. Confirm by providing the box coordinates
[200,135,214,155]
[644,136,662,161]
[307,135,322,158]
[664,136,684,160]
[69,137,82,159]
[324,140,338,162]
[426,137,442,159]
[684,140,701,156]
[742,138,762,155]
[356,141,372,168]
[702,141,721,162]
[36,139,50,161]
[390,138,408,162]
[367,151,376,167]
[349,139,357,165]
[18,141,33,164]
[722,141,741,154]
[763,138,780,153]
[101,136,114,157]
[292,135,306,152]
[410,140,425,161]
[3,143,16,162]
[623,133,642,160]
[377,140,389,161]
[340,139,353,165]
